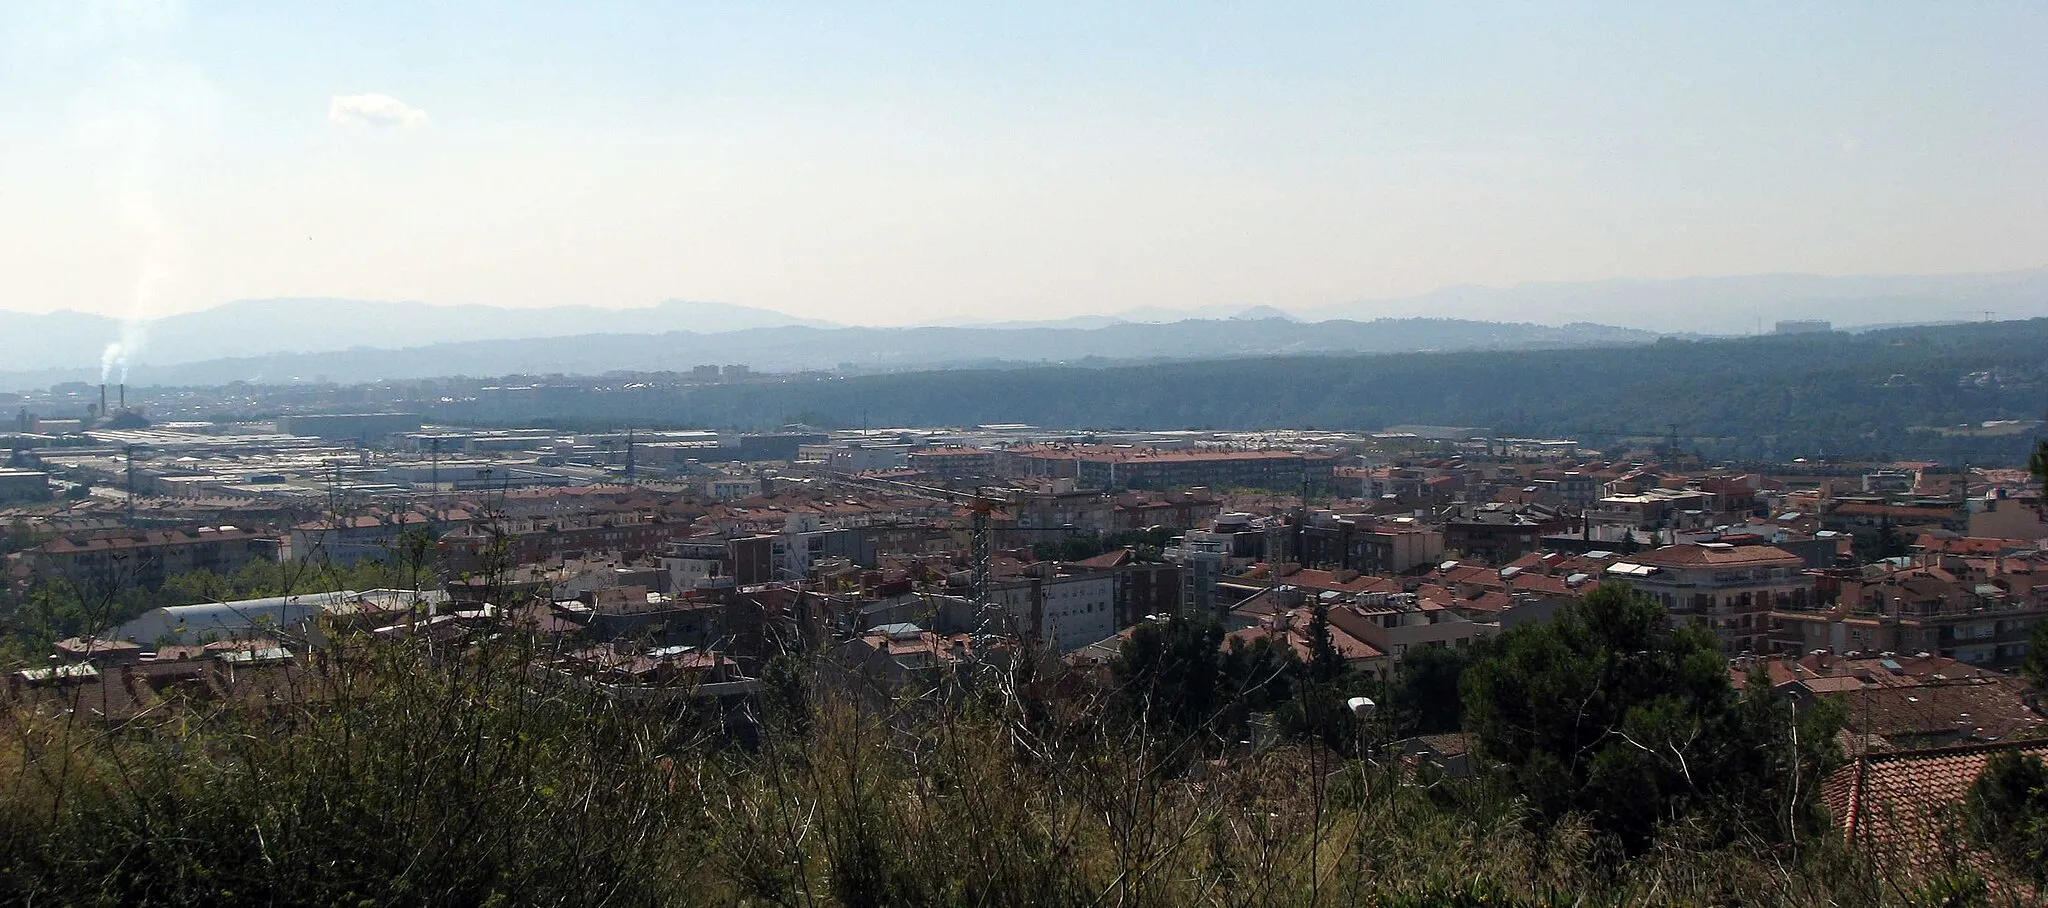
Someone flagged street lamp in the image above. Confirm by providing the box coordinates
[1344,692,1389,828]
[1347,695,1379,768]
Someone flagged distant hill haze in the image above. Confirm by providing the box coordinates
[1,317,1652,388]
[421,317,2048,467]
[0,267,2041,383]
[1298,268,2048,332]
[0,298,834,375]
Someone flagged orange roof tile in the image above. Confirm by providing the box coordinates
[1826,741,2048,899]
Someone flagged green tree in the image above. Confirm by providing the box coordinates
[1111,617,1227,740]
[760,652,813,738]
[1304,600,1344,684]
[1618,531,1640,556]
[1389,643,1471,736]
[1222,630,1295,699]
[2,518,54,556]
[2019,438,2048,696]
[1963,749,2048,886]
[1860,516,1908,562]
[1461,582,1840,852]
[2023,619,2048,697]
[163,569,233,605]
[1277,672,1371,754]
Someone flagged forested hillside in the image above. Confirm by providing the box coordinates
[436,318,2048,463]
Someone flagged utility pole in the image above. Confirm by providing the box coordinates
[970,499,992,602]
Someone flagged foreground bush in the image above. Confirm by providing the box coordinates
[0,632,2009,907]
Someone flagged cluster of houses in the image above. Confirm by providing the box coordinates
[7,446,2045,891]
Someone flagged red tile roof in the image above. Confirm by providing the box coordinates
[1228,612,1384,664]
[1914,535,2033,556]
[1825,741,2048,899]
[1633,543,1802,567]
[37,526,271,553]
[1069,548,1136,569]
[1007,444,1336,464]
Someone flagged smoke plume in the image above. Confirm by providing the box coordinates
[44,0,210,384]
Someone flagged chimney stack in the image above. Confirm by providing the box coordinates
[99,384,107,417]
[118,383,125,410]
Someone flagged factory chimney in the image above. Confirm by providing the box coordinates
[118,383,126,411]
[99,384,108,417]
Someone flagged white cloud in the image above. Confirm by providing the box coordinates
[328,92,428,128]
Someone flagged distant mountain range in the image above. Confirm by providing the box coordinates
[926,270,2048,333]
[0,298,835,375]
[0,267,2041,386]
[1299,268,2048,333]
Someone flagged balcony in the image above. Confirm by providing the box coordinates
[1994,626,2040,645]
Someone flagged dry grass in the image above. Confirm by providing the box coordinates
[0,635,2022,907]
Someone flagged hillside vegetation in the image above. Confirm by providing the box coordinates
[439,318,2048,463]
[4,585,2035,906]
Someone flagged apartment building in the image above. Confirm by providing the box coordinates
[1610,543,1813,654]
[1821,499,1969,539]
[984,571,1119,653]
[438,514,689,575]
[1002,444,1338,492]
[1770,557,2046,666]
[1165,531,1231,619]
[1294,514,1446,575]
[1586,489,1717,532]
[27,526,279,591]
[1528,470,1601,509]
[1440,503,1574,565]
[1007,488,1224,536]
[905,446,999,479]
[1323,590,1499,677]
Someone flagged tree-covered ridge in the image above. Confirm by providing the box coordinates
[441,318,2048,463]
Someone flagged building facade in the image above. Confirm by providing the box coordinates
[984,571,1118,653]
[29,527,280,591]
[1003,445,1338,492]
[1612,543,1813,654]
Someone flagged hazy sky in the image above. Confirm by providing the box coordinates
[3,1,2044,326]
